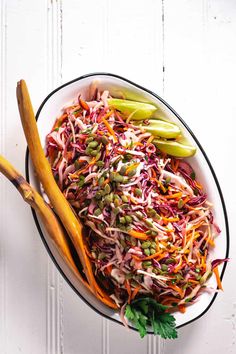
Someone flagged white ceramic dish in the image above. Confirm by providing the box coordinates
[26,73,229,333]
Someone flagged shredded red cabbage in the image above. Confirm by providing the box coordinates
[45,91,224,309]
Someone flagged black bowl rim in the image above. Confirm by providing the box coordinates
[25,72,229,334]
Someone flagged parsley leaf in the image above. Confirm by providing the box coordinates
[151,313,178,339]
[125,304,135,320]
[125,305,147,338]
[125,297,178,339]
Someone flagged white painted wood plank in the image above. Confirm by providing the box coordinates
[46,1,64,353]
[103,0,164,93]
[62,285,104,354]
[162,1,236,353]
[62,0,164,92]
[0,1,7,352]
[0,0,49,353]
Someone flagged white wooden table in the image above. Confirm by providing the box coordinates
[0,1,235,353]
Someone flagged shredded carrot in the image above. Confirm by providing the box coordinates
[114,110,125,122]
[183,254,190,265]
[174,257,183,273]
[188,221,205,231]
[131,254,142,261]
[70,157,96,178]
[200,255,206,270]
[140,250,163,261]
[159,241,167,248]
[213,266,223,290]
[168,245,179,253]
[79,97,89,111]
[105,143,110,156]
[106,264,113,274]
[165,192,182,200]
[162,216,179,223]
[168,284,184,298]
[125,162,140,175]
[53,113,68,129]
[133,142,144,147]
[195,181,203,190]
[156,252,170,262]
[186,229,195,241]
[173,159,180,172]
[178,304,186,313]
[102,117,118,143]
[102,178,110,187]
[130,197,139,205]
[170,159,179,172]
[171,158,175,171]
[131,285,142,300]
[151,168,157,178]
[187,205,199,211]
[98,110,113,123]
[129,230,149,240]
[157,180,166,193]
[205,224,215,247]
[187,279,200,284]
[182,196,190,206]
[206,237,215,247]
[125,280,132,304]
[160,296,179,305]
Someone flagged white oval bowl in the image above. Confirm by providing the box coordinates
[26,73,229,333]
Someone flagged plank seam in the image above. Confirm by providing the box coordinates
[147,335,158,354]
[102,317,110,354]
[46,1,63,353]
[147,335,151,354]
